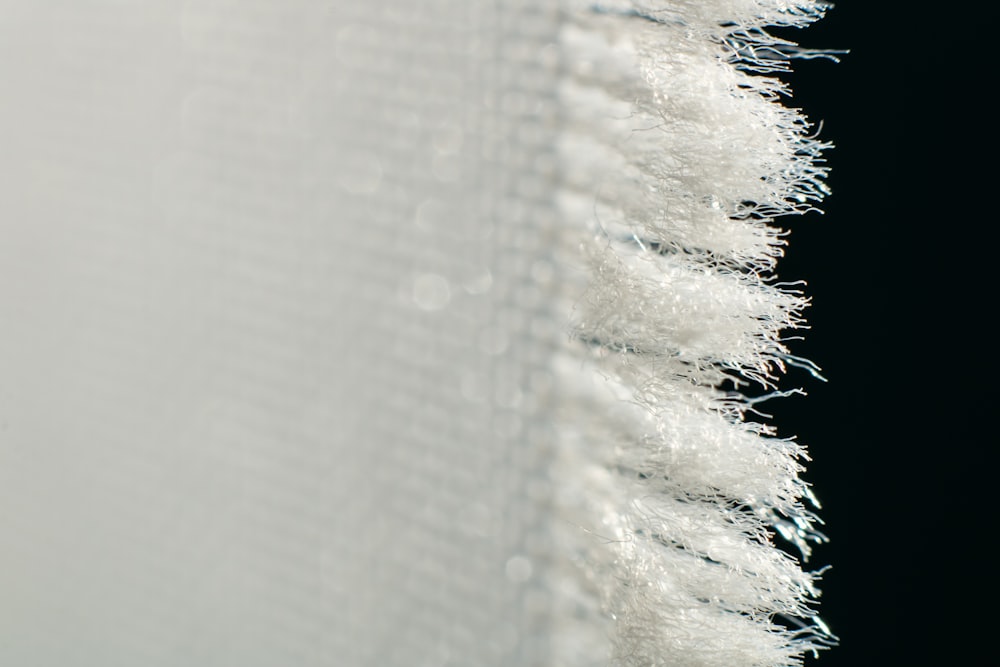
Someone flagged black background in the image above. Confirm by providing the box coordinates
[767,4,979,665]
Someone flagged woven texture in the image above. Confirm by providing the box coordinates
[0,2,559,665]
[1,2,834,665]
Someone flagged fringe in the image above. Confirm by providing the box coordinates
[552,2,835,664]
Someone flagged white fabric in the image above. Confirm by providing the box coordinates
[0,2,832,666]
[0,2,557,665]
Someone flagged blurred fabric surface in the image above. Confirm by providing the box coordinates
[0,2,559,665]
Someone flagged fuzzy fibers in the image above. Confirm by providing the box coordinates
[551,2,835,665]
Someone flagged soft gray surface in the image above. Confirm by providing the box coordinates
[0,3,558,664]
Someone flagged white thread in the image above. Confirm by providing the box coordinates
[553,2,835,665]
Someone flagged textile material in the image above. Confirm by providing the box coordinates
[0,2,559,665]
[1,2,834,665]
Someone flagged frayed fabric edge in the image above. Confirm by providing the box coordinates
[551,2,837,665]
